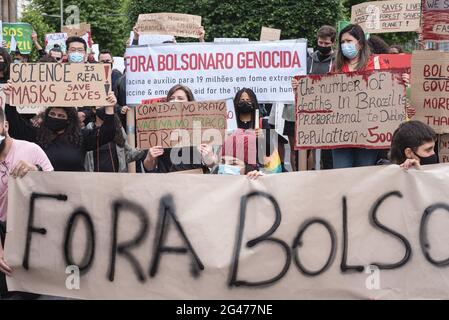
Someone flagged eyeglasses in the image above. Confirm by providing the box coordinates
[0,160,10,185]
[68,48,86,53]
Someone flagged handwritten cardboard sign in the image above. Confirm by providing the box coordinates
[422,0,449,41]
[439,134,449,163]
[351,0,421,33]
[295,69,407,150]
[260,27,281,41]
[136,13,202,38]
[6,164,449,299]
[61,23,91,37]
[9,63,112,107]
[411,50,449,134]
[136,100,228,149]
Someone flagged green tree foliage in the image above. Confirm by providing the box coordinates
[25,0,129,56]
[20,6,56,61]
[126,0,344,47]
[341,0,418,51]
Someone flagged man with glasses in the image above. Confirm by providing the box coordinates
[0,107,53,299]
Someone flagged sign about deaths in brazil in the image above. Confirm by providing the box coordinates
[295,69,407,150]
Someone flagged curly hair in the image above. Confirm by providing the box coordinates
[37,107,83,150]
[0,47,12,82]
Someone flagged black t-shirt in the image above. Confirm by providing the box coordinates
[93,142,119,172]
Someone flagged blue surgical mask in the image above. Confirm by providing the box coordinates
[68,52,85,63]
[341,43,359,60]
[218,164,241,175]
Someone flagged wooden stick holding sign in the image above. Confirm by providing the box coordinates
[136,100,228,150]
[9,63,112,107]
[295,69,407,150]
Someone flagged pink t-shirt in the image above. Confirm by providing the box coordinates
[0,139,53,222]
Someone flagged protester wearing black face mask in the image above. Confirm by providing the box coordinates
[0,48,11,84]
[389,121,439,169]
[284,25,337,171]
[3,81,118,171]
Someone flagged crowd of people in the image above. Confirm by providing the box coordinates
[0,21,442,299]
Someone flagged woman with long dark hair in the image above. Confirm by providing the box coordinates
[0,48,12,84]
[3,81,117,171]
[331,24,408,168]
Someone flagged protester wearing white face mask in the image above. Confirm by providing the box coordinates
[0,107,53,299]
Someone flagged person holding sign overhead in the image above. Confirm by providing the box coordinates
[2,82,117,171]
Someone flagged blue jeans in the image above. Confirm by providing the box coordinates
[332,148,379,169]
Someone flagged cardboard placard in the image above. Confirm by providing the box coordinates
[351,0,421,33]
[136,13,202,38]
[1,22,33,54]
[136,100,228,149]
[125,41,307,104]
[422,0,449,41]
[411,50,449,134]
[61,23,91,37]
[6,165,449,299]
[295,69,407,150]
[9,63,112,107]
[439,134,449,163]
[45,33,68,54]
[260,27,281,41]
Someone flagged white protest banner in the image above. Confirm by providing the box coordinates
[411,50,449,134]
[125,40,307,105]
[5,164,449,299]
[113,57,125,73]
[9,63,112,107]
[260,27,281,41]
[136,13,202,38]
[0,21,3,46]
[295,69,407,150]
[351,0,421,33]
[439,134,449,163]
[129,32,175,45]
[45,33,67,53]
[214,38,249,43]
[136,100,228,149]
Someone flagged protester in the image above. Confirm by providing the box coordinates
[389,121,438,169]
[330,24,410,169]
[84,108,145,172]
[98,49,122,92]
[0,48,11,83]
[367,35,390,55]
[289,25,337,170]
[211,129,263,180]
[0,107,53,299]
[11,50,29,64]
[3,82,117,171]
[142,84,210,173]
[389,44,404,54]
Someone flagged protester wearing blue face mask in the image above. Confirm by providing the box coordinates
[212,130,262,180]
[330,24,409,169]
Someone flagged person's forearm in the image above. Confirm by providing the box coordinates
[143,157,157,171]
